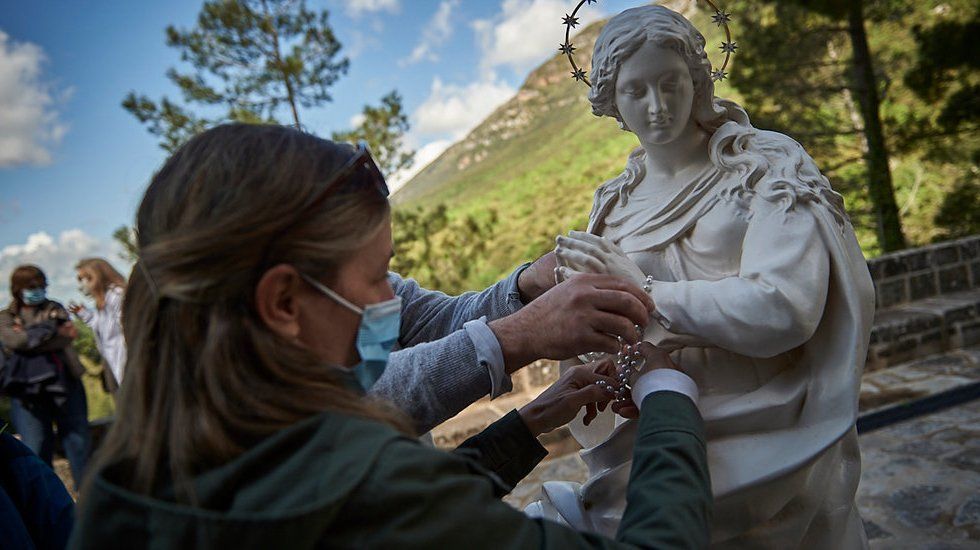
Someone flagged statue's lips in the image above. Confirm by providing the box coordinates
[647,117,672,127]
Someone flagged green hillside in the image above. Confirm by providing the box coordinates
[392,3,978,293]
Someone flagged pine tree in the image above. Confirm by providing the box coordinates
[123,0,348,152]
[332,91,415,176]
[729,0,908,251]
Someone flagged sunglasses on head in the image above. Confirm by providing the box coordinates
[256,141,389,272]
[301,141,389,216]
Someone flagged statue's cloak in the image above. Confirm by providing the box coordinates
[551,122,875,548]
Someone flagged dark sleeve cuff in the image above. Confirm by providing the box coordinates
[639,391,705,440]
[453,409,548,492]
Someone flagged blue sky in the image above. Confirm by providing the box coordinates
[0,0,637,303]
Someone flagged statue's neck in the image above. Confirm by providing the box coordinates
[640,122,711,182]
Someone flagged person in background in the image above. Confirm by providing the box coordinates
[71,124,710,548]
[69,258,127,391]
[0,265,91,488]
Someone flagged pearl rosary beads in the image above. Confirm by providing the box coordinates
[588,275,655,402]
[586,324,645,402]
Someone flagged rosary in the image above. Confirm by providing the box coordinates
[584,275,656,402]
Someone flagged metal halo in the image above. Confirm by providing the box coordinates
[559,0,736,86]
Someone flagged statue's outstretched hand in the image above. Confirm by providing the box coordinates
[518,360,617,436]
[555,231,645,287]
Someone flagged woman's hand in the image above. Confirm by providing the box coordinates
[68,302,84,316]
[518,360,618,436]
[555,231,646,288]
[610,342,680,420]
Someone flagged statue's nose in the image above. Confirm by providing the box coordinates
[647,87,667,115]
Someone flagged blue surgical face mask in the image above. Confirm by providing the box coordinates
[301,274,401,391]
[22,288,47,306]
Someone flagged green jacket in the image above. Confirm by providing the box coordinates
[71,391,710,549]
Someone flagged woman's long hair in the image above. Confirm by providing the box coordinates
[588,6,847,228]
[76,258,126,309]
[87,124,410,503]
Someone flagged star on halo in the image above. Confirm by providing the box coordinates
[710,69,728,82]
[571,68,588,82]
[563,14,580,28]
[559,42,576,55]
[586,0,598,4]
[720,41,738,54]
[712,10,732,26]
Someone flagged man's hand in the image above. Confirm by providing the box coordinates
[519,361,617,436]
[517,251,558,303]
[489,273,655,373]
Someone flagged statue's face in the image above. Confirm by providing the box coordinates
[615,41,695,146]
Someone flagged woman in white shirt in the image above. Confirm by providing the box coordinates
[69,258,127,389]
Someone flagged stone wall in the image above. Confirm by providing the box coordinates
[868,235,980,309]
[865,235,980,371]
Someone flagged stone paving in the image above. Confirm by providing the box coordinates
[861,346,980,412]
[858,400,980,548]
[504,400,980,548]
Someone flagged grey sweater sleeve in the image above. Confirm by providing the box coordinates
[391,266,528,347]
[370,265,529,433]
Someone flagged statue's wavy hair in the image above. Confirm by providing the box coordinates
[588,6,847,227]
[83,124,411,505]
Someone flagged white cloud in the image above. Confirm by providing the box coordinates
[349,112,367,128]
[400,0,459,66]
[473,0,603,76]
[0,30,70,168]
[0,230,130,306]
[345,0,400,17]
[388,139,453,193]
[413,76,516,139]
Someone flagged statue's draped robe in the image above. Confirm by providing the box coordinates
[538,124,875,549]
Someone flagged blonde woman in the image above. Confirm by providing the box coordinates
[70,124,710,548]
[69,258,127,388]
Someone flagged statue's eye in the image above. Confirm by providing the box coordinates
[661,80,678,91]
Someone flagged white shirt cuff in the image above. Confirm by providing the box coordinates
[632,368,699,410]
[463,316,512,399]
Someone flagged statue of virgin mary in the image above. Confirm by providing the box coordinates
[528,6,875,549]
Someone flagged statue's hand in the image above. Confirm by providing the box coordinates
[555,231,645,287]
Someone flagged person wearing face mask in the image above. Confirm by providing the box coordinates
[0,265,91,488]
[69,258,128,391]
[70,124,710,549]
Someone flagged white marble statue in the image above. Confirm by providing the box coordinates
[526,6,876,548]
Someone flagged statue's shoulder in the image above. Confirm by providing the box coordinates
[711,122,849,230]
